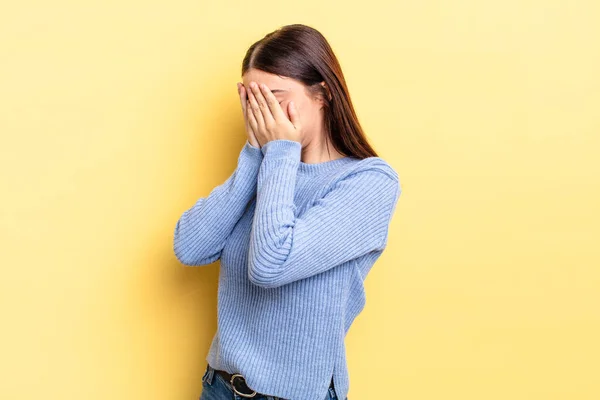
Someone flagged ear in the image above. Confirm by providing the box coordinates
[320,81,332,101]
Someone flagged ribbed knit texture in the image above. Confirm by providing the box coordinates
[174,139,401,400]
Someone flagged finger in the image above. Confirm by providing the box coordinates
[238,83,246,113]
[288,101,302,129]
[250,82,275,126]
[239,84,249,122]
[245,97,256,136]
[247,99,259,134]
[258,83,287,121]
[239,85,254,135]
[247,87,265,132]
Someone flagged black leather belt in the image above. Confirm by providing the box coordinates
[215,368,335,399]
[215,369,260,398]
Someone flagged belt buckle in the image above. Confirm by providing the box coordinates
[230,373,257,398]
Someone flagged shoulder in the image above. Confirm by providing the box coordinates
[353,156,398,180]
[336,156,400,188]
[321,156,401,201]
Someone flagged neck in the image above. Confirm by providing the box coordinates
[300,135,345,164]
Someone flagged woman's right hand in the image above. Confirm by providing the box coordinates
[237,82,261,149]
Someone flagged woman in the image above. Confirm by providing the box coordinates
[174,24,402,400]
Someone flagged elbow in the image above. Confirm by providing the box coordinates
[247,234,293,288]
[248,269,281,289]
[174,246,192,266]
[173,238,194,266]
[173,220,192,266]
[173,220,216,266]
[249,276,280,289]
[247,258,283,289]
[174,241,219,266]
[174,236,220,266]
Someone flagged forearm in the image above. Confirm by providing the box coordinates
[174,141,263,266]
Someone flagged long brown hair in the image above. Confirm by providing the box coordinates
[241,24,379,159]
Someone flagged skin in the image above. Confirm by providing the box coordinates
[236,68,346,164]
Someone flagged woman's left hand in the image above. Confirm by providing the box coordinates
[246,81,302,146]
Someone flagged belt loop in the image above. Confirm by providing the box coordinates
[203,363,215,385]
[328,386,336,399]
[328,377,336,399]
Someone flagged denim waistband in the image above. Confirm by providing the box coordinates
[202,363,337,399]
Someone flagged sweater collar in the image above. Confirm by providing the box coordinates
[297,156,356,175]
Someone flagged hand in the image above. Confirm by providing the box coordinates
[246,81,302,146]
[237,82,261,148]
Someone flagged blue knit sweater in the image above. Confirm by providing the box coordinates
[174,139,401,400]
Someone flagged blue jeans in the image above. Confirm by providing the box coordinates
[199,363,346,400]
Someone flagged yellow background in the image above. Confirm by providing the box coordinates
[1,1,598,399]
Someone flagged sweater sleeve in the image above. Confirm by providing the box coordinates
[247,139,401,289]
[173,140,263,266]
